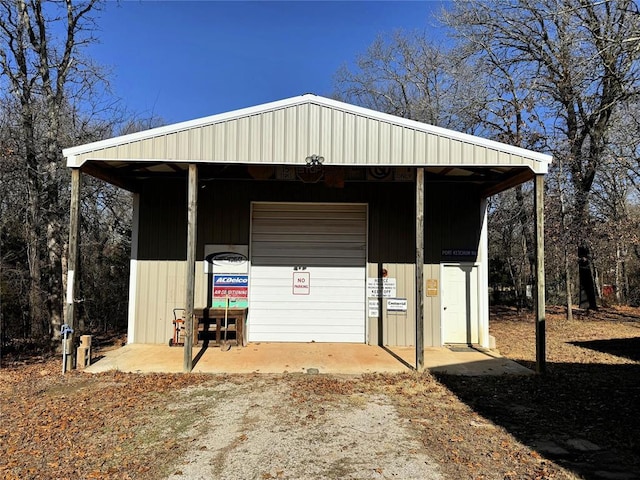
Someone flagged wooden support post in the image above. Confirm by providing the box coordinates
[65,168,81,371]
[534,175,546,374]
[183,164,198,373]
[415,167,425,371]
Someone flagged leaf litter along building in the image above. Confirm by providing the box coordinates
[63,94,551,371]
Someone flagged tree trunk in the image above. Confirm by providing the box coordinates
[578,246,598,310]
[615,243,622,304]
[515,184,535,309]
[46,214,63,338]
[564,246,573,320]
[45,149,64,339]
[622,257,629,304]
[557,162,573,320]
[23,103,46,337]
[26,205,44,336]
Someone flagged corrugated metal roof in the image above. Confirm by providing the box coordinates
[63,94,551,174]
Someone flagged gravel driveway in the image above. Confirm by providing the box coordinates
[165,376,444,480]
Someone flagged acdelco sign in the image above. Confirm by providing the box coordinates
[213,275,248,287]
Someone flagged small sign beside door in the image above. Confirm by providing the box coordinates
[368,299,379,317]
[293,272,310,295]
[426,279,438,297]
[387,298,407,312]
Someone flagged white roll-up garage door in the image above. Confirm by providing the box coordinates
[249,202,367,343]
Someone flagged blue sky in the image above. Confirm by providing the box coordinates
[89,1,449,124]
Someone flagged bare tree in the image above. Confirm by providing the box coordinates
[488,189,536,309]
[444,0,640,309]
[587,102,640,303]
[0,0,104,340]
[607,101,640,193]
[591,161,635,302]
[333,30,487,133]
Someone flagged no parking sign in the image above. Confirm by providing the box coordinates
[292,272,310,295]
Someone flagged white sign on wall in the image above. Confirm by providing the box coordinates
[367,278,397,298]
[387,298,407,312]
[368,299,379,317]
[292,271,310,295]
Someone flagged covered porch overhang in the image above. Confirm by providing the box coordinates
[74,158,537,198]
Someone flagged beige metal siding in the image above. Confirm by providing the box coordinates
[133,260,208,344]
[69,100,548,172]
[423,263,442,346]
[382,263,416,346]
[134,260,184,344]
[365,262,442,348]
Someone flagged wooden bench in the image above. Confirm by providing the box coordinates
[193,307,247,347]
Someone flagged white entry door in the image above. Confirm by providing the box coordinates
[249,203,367,343]
[442,264,479,344]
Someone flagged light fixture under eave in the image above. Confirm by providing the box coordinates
[305,154,324,167]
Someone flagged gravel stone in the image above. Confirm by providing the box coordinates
[166,379,443,479]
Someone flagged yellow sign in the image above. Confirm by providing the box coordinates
[426,279,438,297]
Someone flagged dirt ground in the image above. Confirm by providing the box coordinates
[1,306,639,479]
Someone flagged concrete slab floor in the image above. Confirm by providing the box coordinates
[83,343,532,376]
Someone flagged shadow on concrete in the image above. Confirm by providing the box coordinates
[192,340,209,368]
[381,346,415,371]
[570,337,640,362]
[426,356,533,376]
[434,362,640,479]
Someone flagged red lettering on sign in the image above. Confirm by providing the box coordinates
[213,287,248,298]
[292,272,310,295]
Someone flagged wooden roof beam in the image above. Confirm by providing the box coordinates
[80,162,140,193]
[481,169,535,198]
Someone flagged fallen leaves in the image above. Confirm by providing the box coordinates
[1,306,638,479]
[0,364,211,480]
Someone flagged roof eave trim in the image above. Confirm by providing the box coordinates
[67,155,80,168]
[70,158,550,175]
